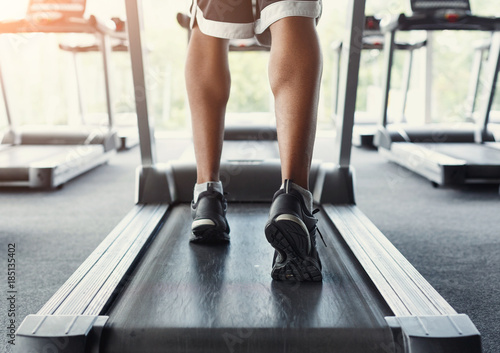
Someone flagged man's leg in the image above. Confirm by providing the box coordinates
[185,25,230,183]
[268,16,322,190]
[264,16,323,281]
[185,26,231,243]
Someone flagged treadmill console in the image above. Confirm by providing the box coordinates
[390,0,499,31]
[410,0,471,20]
[410,0,471,14]
[26,0,87,24]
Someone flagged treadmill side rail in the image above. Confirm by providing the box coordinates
[324,204,457,317]
[14,205,168,351]
[15,315,109,353]
[326,204,482,352]
[386,315,482,353]
[35,204,168,316]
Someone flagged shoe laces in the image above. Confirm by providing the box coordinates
[313,208,327,248]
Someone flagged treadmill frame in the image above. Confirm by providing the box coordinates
[58,30,140,151]
[331,17,426,148]
[374,2,500,187]
[14,1,482,352]
[0,14,123,188]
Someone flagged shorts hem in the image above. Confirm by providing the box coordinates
[255,1,322,35]
[189,1,322,44]
[191,6,255,40]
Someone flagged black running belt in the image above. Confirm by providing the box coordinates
[100,204,394,353]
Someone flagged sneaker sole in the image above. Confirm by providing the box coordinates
[190,224,230,244]
[265,218,322,282]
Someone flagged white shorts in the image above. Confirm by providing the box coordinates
[189,0,322,46]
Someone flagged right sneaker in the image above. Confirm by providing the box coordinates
[190,183,230,244]
[264,180,323,282]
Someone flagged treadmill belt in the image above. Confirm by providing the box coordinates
[101,204,393,353]
[419,142,500,165]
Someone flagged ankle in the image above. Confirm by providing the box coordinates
[281,180,313,213]
[193,181,223,203]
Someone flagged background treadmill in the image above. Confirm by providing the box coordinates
[464,36,500,135]
[331,15,426,148]
[58,16,139,151]
[0,0,122,188]
[14,1,482,352]
[374,0,500,187]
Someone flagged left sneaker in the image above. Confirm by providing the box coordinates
[264,180,323,282]
[190,183,230,244]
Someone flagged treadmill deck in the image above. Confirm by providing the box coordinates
[418,142,500,165]
[0,145,104,167]
[385,142,500,185]
[0,144,110,187]
[101,203,394,353]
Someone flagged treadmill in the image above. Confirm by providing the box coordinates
[464,36,500,132]
[14,1,482,352]
[374,0,500,187]
[464,37,491,121]
[58,17,139,151]
[332,16,426,148]
[0,0,122,188]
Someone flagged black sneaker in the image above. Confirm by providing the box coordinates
[264,180,323,282]
[190,183,230,244]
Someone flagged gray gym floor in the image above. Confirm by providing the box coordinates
[0,136,498,353]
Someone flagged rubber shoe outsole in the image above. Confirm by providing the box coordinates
[265,218,322,282]
[190,224,230,244]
